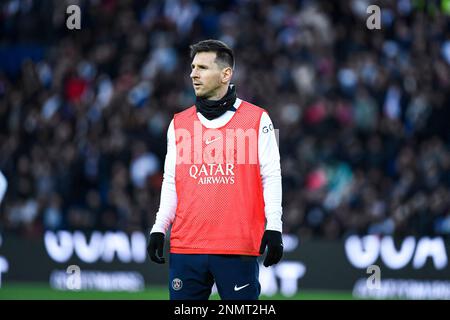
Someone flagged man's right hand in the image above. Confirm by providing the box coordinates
[147,232,166,264]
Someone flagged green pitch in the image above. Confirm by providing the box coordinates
[0,283,355,300]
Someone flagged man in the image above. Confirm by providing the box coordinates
[147,40,283,300]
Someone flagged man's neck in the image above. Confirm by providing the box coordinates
[205,85,229,101]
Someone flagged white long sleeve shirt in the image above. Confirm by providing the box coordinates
[151,98,282,234]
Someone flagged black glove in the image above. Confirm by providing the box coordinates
[259,230,283,267]
[147,232,166,264]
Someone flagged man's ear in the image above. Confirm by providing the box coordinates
[221,67,233,84]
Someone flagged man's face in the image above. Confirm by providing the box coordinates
[190,51,226,99]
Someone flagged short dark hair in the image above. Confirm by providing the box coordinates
[190,39,234,69]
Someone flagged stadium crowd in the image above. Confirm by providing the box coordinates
[0,0,449,240]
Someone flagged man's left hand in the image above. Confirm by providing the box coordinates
[259,230,283,267]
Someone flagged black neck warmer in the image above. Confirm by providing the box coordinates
[195,84,237,120]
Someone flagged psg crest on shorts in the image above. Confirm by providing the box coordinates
[172,278,183,291]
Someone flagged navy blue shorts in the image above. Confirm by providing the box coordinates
[169,253,261,300]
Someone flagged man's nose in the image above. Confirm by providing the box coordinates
[190,68,198,79]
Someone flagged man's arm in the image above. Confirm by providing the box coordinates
[258,112,282,232]
[258,112,283,267]
[148,119,177,264]
[151,119,178,234]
